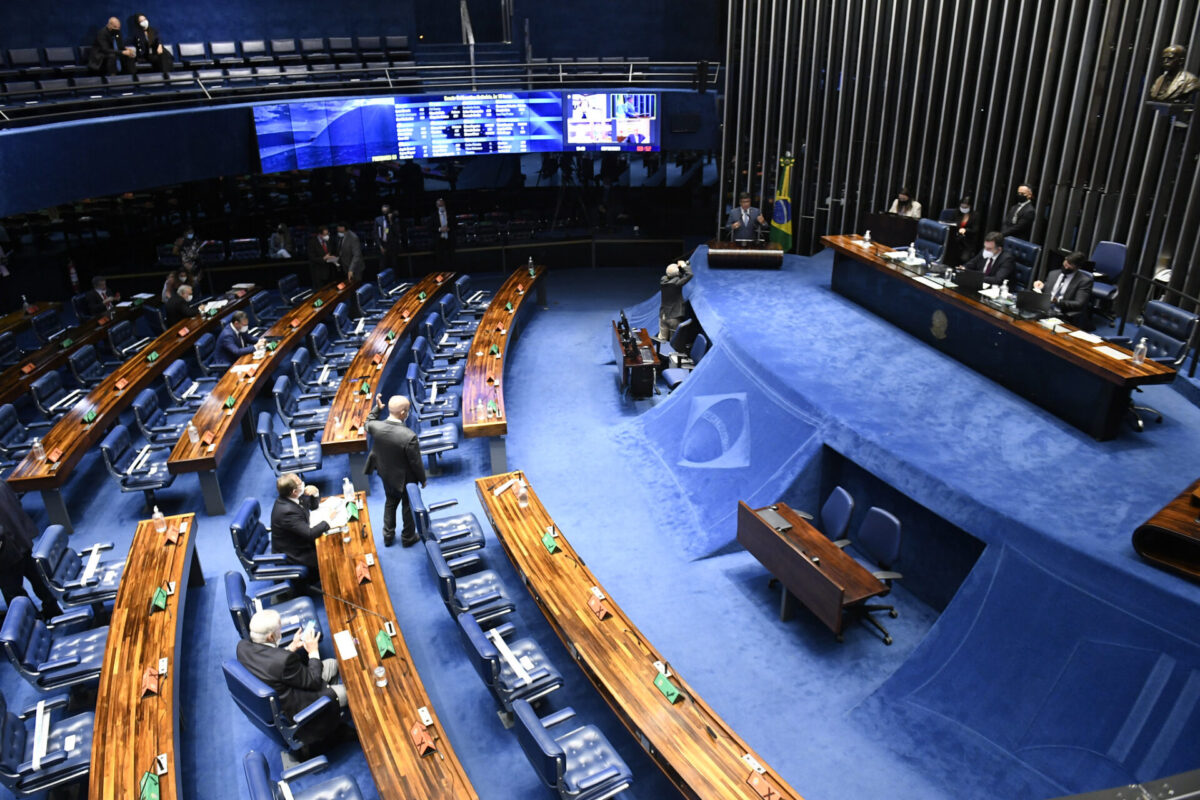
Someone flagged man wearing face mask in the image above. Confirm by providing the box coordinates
[1034,251,1093,329]
[1001,185,1035,241]
[270,473,330,577]
[962,232,1015,285]
[307,225,339,288]
[173,226,202,282]
[365,395,426,548]
[334,223,365,283]
[216,310,256,364]
[87,17,135,76]
[128,13,173,77]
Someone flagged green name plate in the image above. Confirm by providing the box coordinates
[385,330,396,341]
[150,586,168,613]
[418,291,427,301]
[146,351,159,362]
[359,380,370,395]
[224,395,236,409]
[489,344,499,355]
[376,629,395,659]
[541,530,559,553]
[266,341,278,351]
[83,409,97,424]
[59,337,74,350]
[528,266,537,276]
[133,297,145,307]
[346,501,359,520]
[653,672,681,704]
[313,298,323,308]
[139,771,160,800]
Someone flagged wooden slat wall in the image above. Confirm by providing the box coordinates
[720,0,1200,315]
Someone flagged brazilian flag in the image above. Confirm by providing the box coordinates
[770,155,794,251]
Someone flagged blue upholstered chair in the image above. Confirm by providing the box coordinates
[142,303,168,336]
[98,423,175,510]
[131,388,191,444]
[249,290,283,334]
[0,689,94,797]
[66,344,117,388]
[328,302,368,346]
[306,324,355,367]
[30,371,86,421]
[437,293,479,332]
[0,332,24,368]
[809,486,855,542]
[411,335,464,385]
[106,319,150,359]
[457,613,563,726]
[1089,241,1126,320]
[0,598,108,691]
[31,525,125,609]
[70,292,92,323]
[0,404,50,462]
[193,332,223,376]
[662,333,708,392]
[278,273,312,306]
[229,498,309,583]
[243,750,363,800]
[657,318,695,362]
[289,348,341,400]
[410,413,459,470]
[272,375,330,435]
[162,359,217,411]
[352,283,387,322]
[376,268,410,299]
[511,699,633,800]
[1108,300,1199,430]
[222,659,339,751]
[256,412,323,477]
[454,274,491,313]
[912,218,949,265]
[405,362,460,422]
[30,310,67,346]
[423,540,514,626]
[1005,236,1041,290]
[422,312,472,360]
[224,571,316,641]
[406,483,485,558]
[843,507,903,645]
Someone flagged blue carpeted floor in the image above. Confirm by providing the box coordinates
[5,249,1200,800]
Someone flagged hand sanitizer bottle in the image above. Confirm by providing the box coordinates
[343,477,354,504]
[187,420,200,444]
[152,506,166,533]
[1132,337,1148,365]
[907,243,916,260]
[863,230,872,244]
[31,437,45,461]
[517,481,530,509]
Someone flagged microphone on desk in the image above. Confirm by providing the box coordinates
[308,585,390,623]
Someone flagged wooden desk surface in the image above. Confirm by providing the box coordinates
[0,301,62,337]
[321,272,454,455]
[314,494,479,799]
[168,281,353,474]
[0,302,145,407]
[90,513,199,800]
[462,266,545,439]
[822,234,1175,388]
[476,472,803,800]
[6,292,253,493]
[612,322,662,370]
[1133,478,1200,584]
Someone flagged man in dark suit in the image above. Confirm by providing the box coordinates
[365,395,426,547]
[216,310,255,364]
[83,276,119,318]
[1001,185,1035,241]
[334,223,365,283]
[270,473,329,576]
[128,14,173,77]
[374,204,394,272]
[0,481,63,621]
[658,260,694,341]
[432,198,455,268]
[235,609,346,748]
[88,17,136,76]
[962,232,1015,286]
[307,226,338,288]
[1035,251,1094,329]
[727,193,766,243]
[163,283,198,327]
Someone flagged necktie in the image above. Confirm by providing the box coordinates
[321,239,327,254]
[983,258,992,276]
[1053,274,1068,302]
[742,212,749,225]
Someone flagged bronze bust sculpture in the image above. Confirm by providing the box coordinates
[1149,44,1199,102]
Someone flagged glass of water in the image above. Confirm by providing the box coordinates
[374,666,387,688]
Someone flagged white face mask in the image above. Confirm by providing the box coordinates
[140,19,149,29]
[959,206,970,214]
[983,248,997,259]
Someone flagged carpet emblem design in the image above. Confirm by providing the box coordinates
[678,393,751,469]
[930,309,948,340]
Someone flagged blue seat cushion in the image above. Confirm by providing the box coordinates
[456,570,509,610]
[558,723,631,796]
[496,638,561,697]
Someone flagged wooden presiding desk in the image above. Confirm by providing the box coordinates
[612,320,661,398]
[823,234,1175,440]
[706,241,784,269]
[313,493,479,799]
[476,472,802,800]
[0,301,62,337]
[321,272,454,491]
[0,300,149,407]
[90,512,204,800]
[462,266,546,473]
[6,291,253,532]
[168,281,355,515]
[736,502,887,639]
[1133,478,1200,585]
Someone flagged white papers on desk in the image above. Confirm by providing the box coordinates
[231,283,255,291]
[1069,329,1103,343]
[116,301,134,308]
[31,701,47,771]
[230,364,256,375]
[132,292,155,300]
[310,497,347,530]
[1037,317,1064,330]
[80,547,101,584]
[333,630,357,659]
[881,250,905,262]
[912,275,944,290]
[1093,345,1131,361]
[207,299,229,311]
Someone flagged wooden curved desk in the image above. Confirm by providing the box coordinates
[0,301,62,337]
[320,272,454,491]
[462,265,546,473]
[1133,478,1200,585]
[475,471,803,800]
[90,512,204,800]
[0,301,148,407]
[6,290,253,532]
[167,281,355,515]
[314,493,479,799]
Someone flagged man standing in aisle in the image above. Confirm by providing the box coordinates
[307,226,339,288]
[658,260,693,342]
[432,197,455,268]
[334,223,365,283]
[365,395,426,548]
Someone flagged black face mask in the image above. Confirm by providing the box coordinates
[1017,194,1029,203]
[1062,264,1076,273]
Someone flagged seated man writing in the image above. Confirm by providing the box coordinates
[1034,251,1093,329]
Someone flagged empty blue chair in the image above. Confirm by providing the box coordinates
[66,344,117,388]
[289,347,341,400]
[70,292,92,322]
[406,483,485,558]
[1006,237,1041,290]
[31,525,125,609]
[0,687,95,797]
[511,699,633,800]
[224,571,316,641]
[406,362,460,422]
[272,375,329,435]
[162,360,216,409]
[0,331,24,368]
[1108,300,1200,430]
[662,333,708,392]
[454,274,491,313]
[222,659,339,751]
[328,302,368,346]
[243,750,363,800]
[249,290,283,333]
[437,293,478,332]
[658,318,696,363]
[0,597,108,691]
[30,310,67,345]
[422,312,472,359]
[278,273,312,306]
[131,387,191,444]
[844,507,903,645]
[229,498,309,583]
[0,404,50,462]
[1090,241,1125,320]
[306,323,355,367]
[256,412,322,476]
[806,486,855,542]
[457,612,563,725]
[912,218,949,265]
[98,424,174,510]
[193,332,223,376]
[106,319,150,359]
[377,268,410,298]
[423,540,513,626]
[30,371,86,421]
[142,303,168,335]
[410,413,459,470]
[411,335,464,384]
[353,283,387,321]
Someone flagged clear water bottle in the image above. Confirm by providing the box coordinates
[21,295,33,315]
[31,437,45,461]
[1000,280,1010,301]
[187,420,200,444]
[517,481,530,509]
[476,398,486,421]
[152,506,166,533]
[528,256,534,267]
[1132,337,1148,365]
[864,230,872,244]
[907,243,916,260]
[343,477,354,504]
[374,665,387,688]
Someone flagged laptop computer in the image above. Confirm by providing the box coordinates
[952,269,985,293]
[1015,289,1052,320]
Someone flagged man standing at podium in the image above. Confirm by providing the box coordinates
[727,193,766,243]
